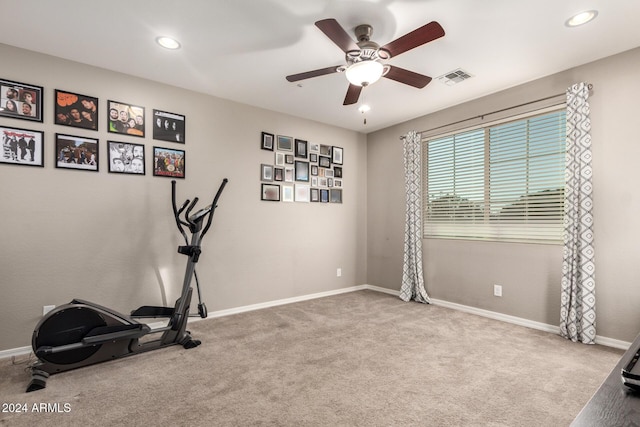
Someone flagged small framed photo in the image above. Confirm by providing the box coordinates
[310,153,318,163]
[319,144,332,156]
[319,156,331,168]
[55,133,98,172]
[55,90,98,131]
[330,188,343,203]
[277,135,293,151]
[332,146,344,165]
[325,169,334,178]
[295,184,310,202]
[274,167,284,181]
[282,185,294,202]
[295,160,309,182]
[284,167,294,182]
[261,183,280,201]
[320,189,329,203]
[334,166,342,178]
[310,188,320,202]
[153,109,185,143]
[153,146,185,178]
[108,100,145,137]
[0,126,43,167]
[309,142,320,153]
[108,141,145,174]
[295,139,307,158]
[285,154,294,164]
[311,165,318,176]
[275,152,285,167]
[261,131,274,151]
[261,163,274,182]
[0,79,43,122]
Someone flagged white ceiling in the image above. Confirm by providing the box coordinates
[2,1,639,133]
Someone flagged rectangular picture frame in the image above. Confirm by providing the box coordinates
[294,160,309,182]
[0,79,43,122]
[108,100,145,137]
[261,131,274,151]
[0,125,44,167]
[108,141,145,175]
[261,183,280,201]
[153,109,185,143]
[55,133,99,172]
[153,146,185,178]
[55,89,98,131]
[277,135,293,151]
[332,146,344,165]
[261,163,274,182]
[295,139,307,159]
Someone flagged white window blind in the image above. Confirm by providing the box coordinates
[423,107,566,244]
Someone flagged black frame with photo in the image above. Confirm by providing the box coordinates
[277,135,293,151]
[107,141,145,175]
[0,125,44,167]
[294,160,309,182]
[55,133,99,172]
[153,109,185,143]
[261,183,280,201]
[261,131,274,151]
[0,79,43,122]
[55,90,99,131]
[332,146,344,165]
[294,139,307,158]
[153,146,185,179]
[107,100,145,138]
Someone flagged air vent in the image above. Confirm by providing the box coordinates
[437,68,473,86]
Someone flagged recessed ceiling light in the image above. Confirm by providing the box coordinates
[358,105,371,113]
[565,10,598,27]
[156,36,181,50]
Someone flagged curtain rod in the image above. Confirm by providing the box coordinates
[399,83,593,140]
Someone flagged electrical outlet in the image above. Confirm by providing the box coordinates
[43,305,55,316]
[336,268,342,277]
[493,285,503,297]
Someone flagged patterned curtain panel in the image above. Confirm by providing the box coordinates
[400,131,430,303]
[560,82,596,344]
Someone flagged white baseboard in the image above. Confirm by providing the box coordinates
[0,284,630,359]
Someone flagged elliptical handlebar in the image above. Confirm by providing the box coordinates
[171,179,228,237]
[202,178,228,239]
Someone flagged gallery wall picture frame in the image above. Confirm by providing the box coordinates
[295,184,310,202]
[310,188,319,202]
[0,79,43,122]
[294,139,308,159]
[334,166,342,178]
[294,160,309,182]
[319,144,332,156]
[153,109,185,143]
[309,142,320,153]
[55,133,99,172]
[275,152,285,166]
[330,188,343,203]
[309,153,318,163]
[332,146,344,165]
[274,167,284,182]
[261,163,274,182]
[320,188,329,203]
[153,146,185,178]
[0,125,44,167]
[108,141,145,175]
[277,135,293,151]
[261,183,280,201]
[284,167,294,182]
[282,185,294,202]
[107,100,145,137]
[261,131,274,151]
[319,156,331,168]
[55,89,98,131]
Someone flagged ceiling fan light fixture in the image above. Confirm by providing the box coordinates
[565,10,598,27]
[345,60,384,87]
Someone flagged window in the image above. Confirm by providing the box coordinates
[423,108,566,244]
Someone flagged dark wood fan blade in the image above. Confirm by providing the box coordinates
[343,84,362,105]
[286,66,341,82]
[384,66,432,88]
[315,19,359,53]
[380,21,445,58]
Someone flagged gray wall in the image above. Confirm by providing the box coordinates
[367,47,640,343]
[0,44,367,351]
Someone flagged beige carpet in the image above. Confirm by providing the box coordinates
[0,290,623,426]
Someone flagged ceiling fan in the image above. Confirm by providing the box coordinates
[286,18,445,105]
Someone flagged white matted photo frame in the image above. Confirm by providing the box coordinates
[0,79,43,122]
[55,133,98,172]
[108,141,145,175]
[153,146,185,178]
[153,109,185,143]
[282,185,294,202]
[108,100,145,137]
[332,146,344,165]
[277,135,293,151]
[0,125,43,167]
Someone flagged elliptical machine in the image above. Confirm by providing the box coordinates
[26,178,228,392]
